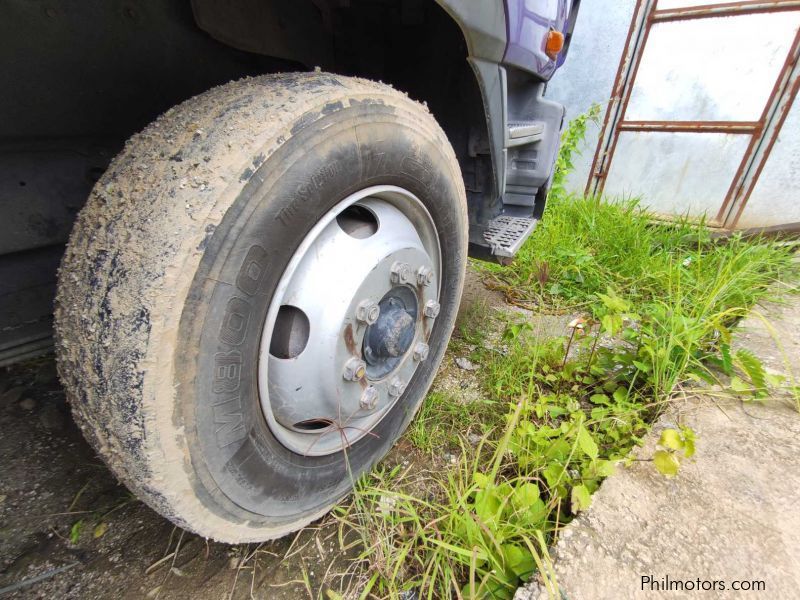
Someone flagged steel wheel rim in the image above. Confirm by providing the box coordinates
[258,185,441,456]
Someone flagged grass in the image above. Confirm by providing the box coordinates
[407,391,498,453]
[331,113,798,599]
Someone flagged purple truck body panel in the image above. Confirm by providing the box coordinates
[504,0,573,79]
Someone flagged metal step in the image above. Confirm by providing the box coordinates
[483,215,538,258]
[507,120,545,146]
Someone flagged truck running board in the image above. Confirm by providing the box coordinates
[483,214,538,259]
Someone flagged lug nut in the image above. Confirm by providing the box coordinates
[360,386,379,410]
[417,266,434,287]
[388,377,406,398]
[390,261,413,285]
[413,342,430,362]
[356,299,380,325]
[342,357,367,382]
[423,300,441,319]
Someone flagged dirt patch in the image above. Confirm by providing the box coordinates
[0,353,454,599]
[0,357,321,598]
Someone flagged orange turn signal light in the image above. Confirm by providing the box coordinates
[545,29,564,60]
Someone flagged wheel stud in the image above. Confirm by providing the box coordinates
[417,266,434,287]
[342,357,367,382]
[413,342,429,362]
[388,377,406,398]
[423,300,440,319]
[390,261,413,285]
[356,299,380,325]
[360,386,379,410]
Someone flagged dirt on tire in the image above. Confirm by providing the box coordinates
[54,72,465,542]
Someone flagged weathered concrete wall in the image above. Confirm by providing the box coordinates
[545,0,637,196]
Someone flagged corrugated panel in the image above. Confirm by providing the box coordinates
[604,131,751,218]
[626,13,800,122]
[545,0,638,195]
[736,96,800,227]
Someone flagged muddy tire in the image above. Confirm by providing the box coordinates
[54,73,467,542]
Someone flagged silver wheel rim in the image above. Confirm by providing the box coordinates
[258,185,441,456]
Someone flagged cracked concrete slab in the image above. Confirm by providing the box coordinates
[516,295,800,600]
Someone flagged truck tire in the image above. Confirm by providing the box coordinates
[54,73,467,542]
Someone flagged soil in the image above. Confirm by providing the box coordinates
[0,353,353,599]
[0,347,470,599]
[0,269,498,599]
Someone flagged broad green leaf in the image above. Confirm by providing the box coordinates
[577,425,599,460]
[473,472,490,488]
[511,483,547,525]
[653,450,680,476]
[683,438,696,458]
[511,482,540,508]
[497,482,513,502]
[523,499,548,526]
[570,484,592,513]
[658,429,684,452]
[736,349,766,390]
[622,327,639,342]
[730,376,751,394]
[766,372,785,387]
[93,522,108,539]
[592,459,616,477]
[70,520,83,544]
[474,487,501,524]
[632,360,651,373]
[589,394,609,405]
[543,463,565,488]
[485,577,515,600]
[502,544,536,578]
[545,438,571,462]
[547,405,570,417]
[598,289,628,313]
[720,343,733,375]
[601,314,622,336]
[612,386,628,403]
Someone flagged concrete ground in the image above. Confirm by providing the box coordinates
[516,295,800,600]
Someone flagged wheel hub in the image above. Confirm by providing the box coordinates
[363,287,418,378]
[258,186,441,456]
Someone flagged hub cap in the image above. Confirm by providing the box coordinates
[258,186,440,456]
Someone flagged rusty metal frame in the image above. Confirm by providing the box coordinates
[718,27,800,226]
[585,0,656,197]
[653,0,800,22]
[586,0,800,229]
[618,120,761,133]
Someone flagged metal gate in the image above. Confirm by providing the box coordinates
[586,0,800,231]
